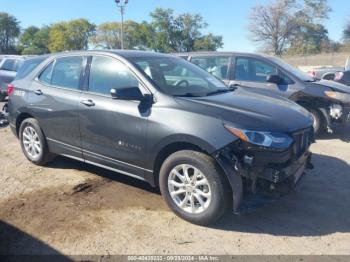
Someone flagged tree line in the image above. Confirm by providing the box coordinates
[249,0,350,56]
[0,8,223,55]
[1,2,350,56]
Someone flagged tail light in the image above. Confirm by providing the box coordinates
[7,84,14,96]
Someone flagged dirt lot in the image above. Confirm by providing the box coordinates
[0,103,349,256]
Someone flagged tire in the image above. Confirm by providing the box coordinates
[307,108,325,136]
[159,150,230,226]
[19,118,54,166]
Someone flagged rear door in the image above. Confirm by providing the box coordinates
[230,56,295,98]
[27,56,87,159]
[79,55,149,179]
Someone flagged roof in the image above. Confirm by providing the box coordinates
[173,51,275,59]
[106,50,175,58]
[0,55,25,59]
[46,50,176,60]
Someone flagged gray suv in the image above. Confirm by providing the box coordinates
[8,51,314,225]
[176,52,350,135]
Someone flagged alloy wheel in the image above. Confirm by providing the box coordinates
[22,126,42,158]
[168,164,212,214]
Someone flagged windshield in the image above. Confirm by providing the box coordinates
[270,57,315,82]
[129,56,230,97]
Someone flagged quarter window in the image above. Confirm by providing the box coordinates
[89,56,139,95]
[191,56,230,80]
[38,62,54,85]
[51,57,84,90]
[235,57,278,83]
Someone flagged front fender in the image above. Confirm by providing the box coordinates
[213,149,243,214]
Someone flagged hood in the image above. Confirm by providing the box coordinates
[176,90,313,133]
[313,80,350,94]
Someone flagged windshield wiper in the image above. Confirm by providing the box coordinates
[206,87,236,96]
[305,78,317,82]
[174,93,205,97]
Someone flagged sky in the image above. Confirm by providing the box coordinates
[0,0,348,52]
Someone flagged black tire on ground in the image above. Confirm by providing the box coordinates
[307,107,325,136]
[19,118,54,166]
[159,150,230,226]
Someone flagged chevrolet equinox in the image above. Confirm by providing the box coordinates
[8,51,314,225]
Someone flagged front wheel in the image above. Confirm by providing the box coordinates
[159,150,230,226]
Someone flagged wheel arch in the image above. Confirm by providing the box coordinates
[295,97,331,132]
[151,141,207,187]
[16,112,35,137]
[295,96,330,108]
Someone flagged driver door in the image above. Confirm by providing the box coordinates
[229,56,292,98]
[79,55,149,179]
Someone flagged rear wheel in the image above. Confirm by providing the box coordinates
[19,118,54,166]
[159,150,230,226]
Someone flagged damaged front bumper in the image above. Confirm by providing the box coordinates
[319,104,350,133]
[339,106,350,123]
[329,104,350,123]
[214,129,314,214]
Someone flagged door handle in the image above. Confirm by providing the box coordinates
[34,89,43,95]
[80,99,95,107]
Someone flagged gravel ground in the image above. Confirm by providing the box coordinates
[0,102,349,256]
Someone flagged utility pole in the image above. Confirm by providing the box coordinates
[114,0,129,50]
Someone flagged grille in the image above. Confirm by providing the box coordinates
[292,128,312,157]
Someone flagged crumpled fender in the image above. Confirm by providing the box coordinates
[214,152,243,214]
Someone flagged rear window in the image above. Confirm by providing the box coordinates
[16,58,47,80]
[0,59,23,72]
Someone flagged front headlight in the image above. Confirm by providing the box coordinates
[224,125,293,149]
[325,91,350,103]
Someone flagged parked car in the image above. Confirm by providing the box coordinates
[308,66,345,80]
[0,96,9,128]
[0,55,25,101]
[304,56,350,80]
[333,70,350,86]
[176,52,350,135]
[8,51,314,225]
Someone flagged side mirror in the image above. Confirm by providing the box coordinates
[111,87,144,101]
[266,74,282,85]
